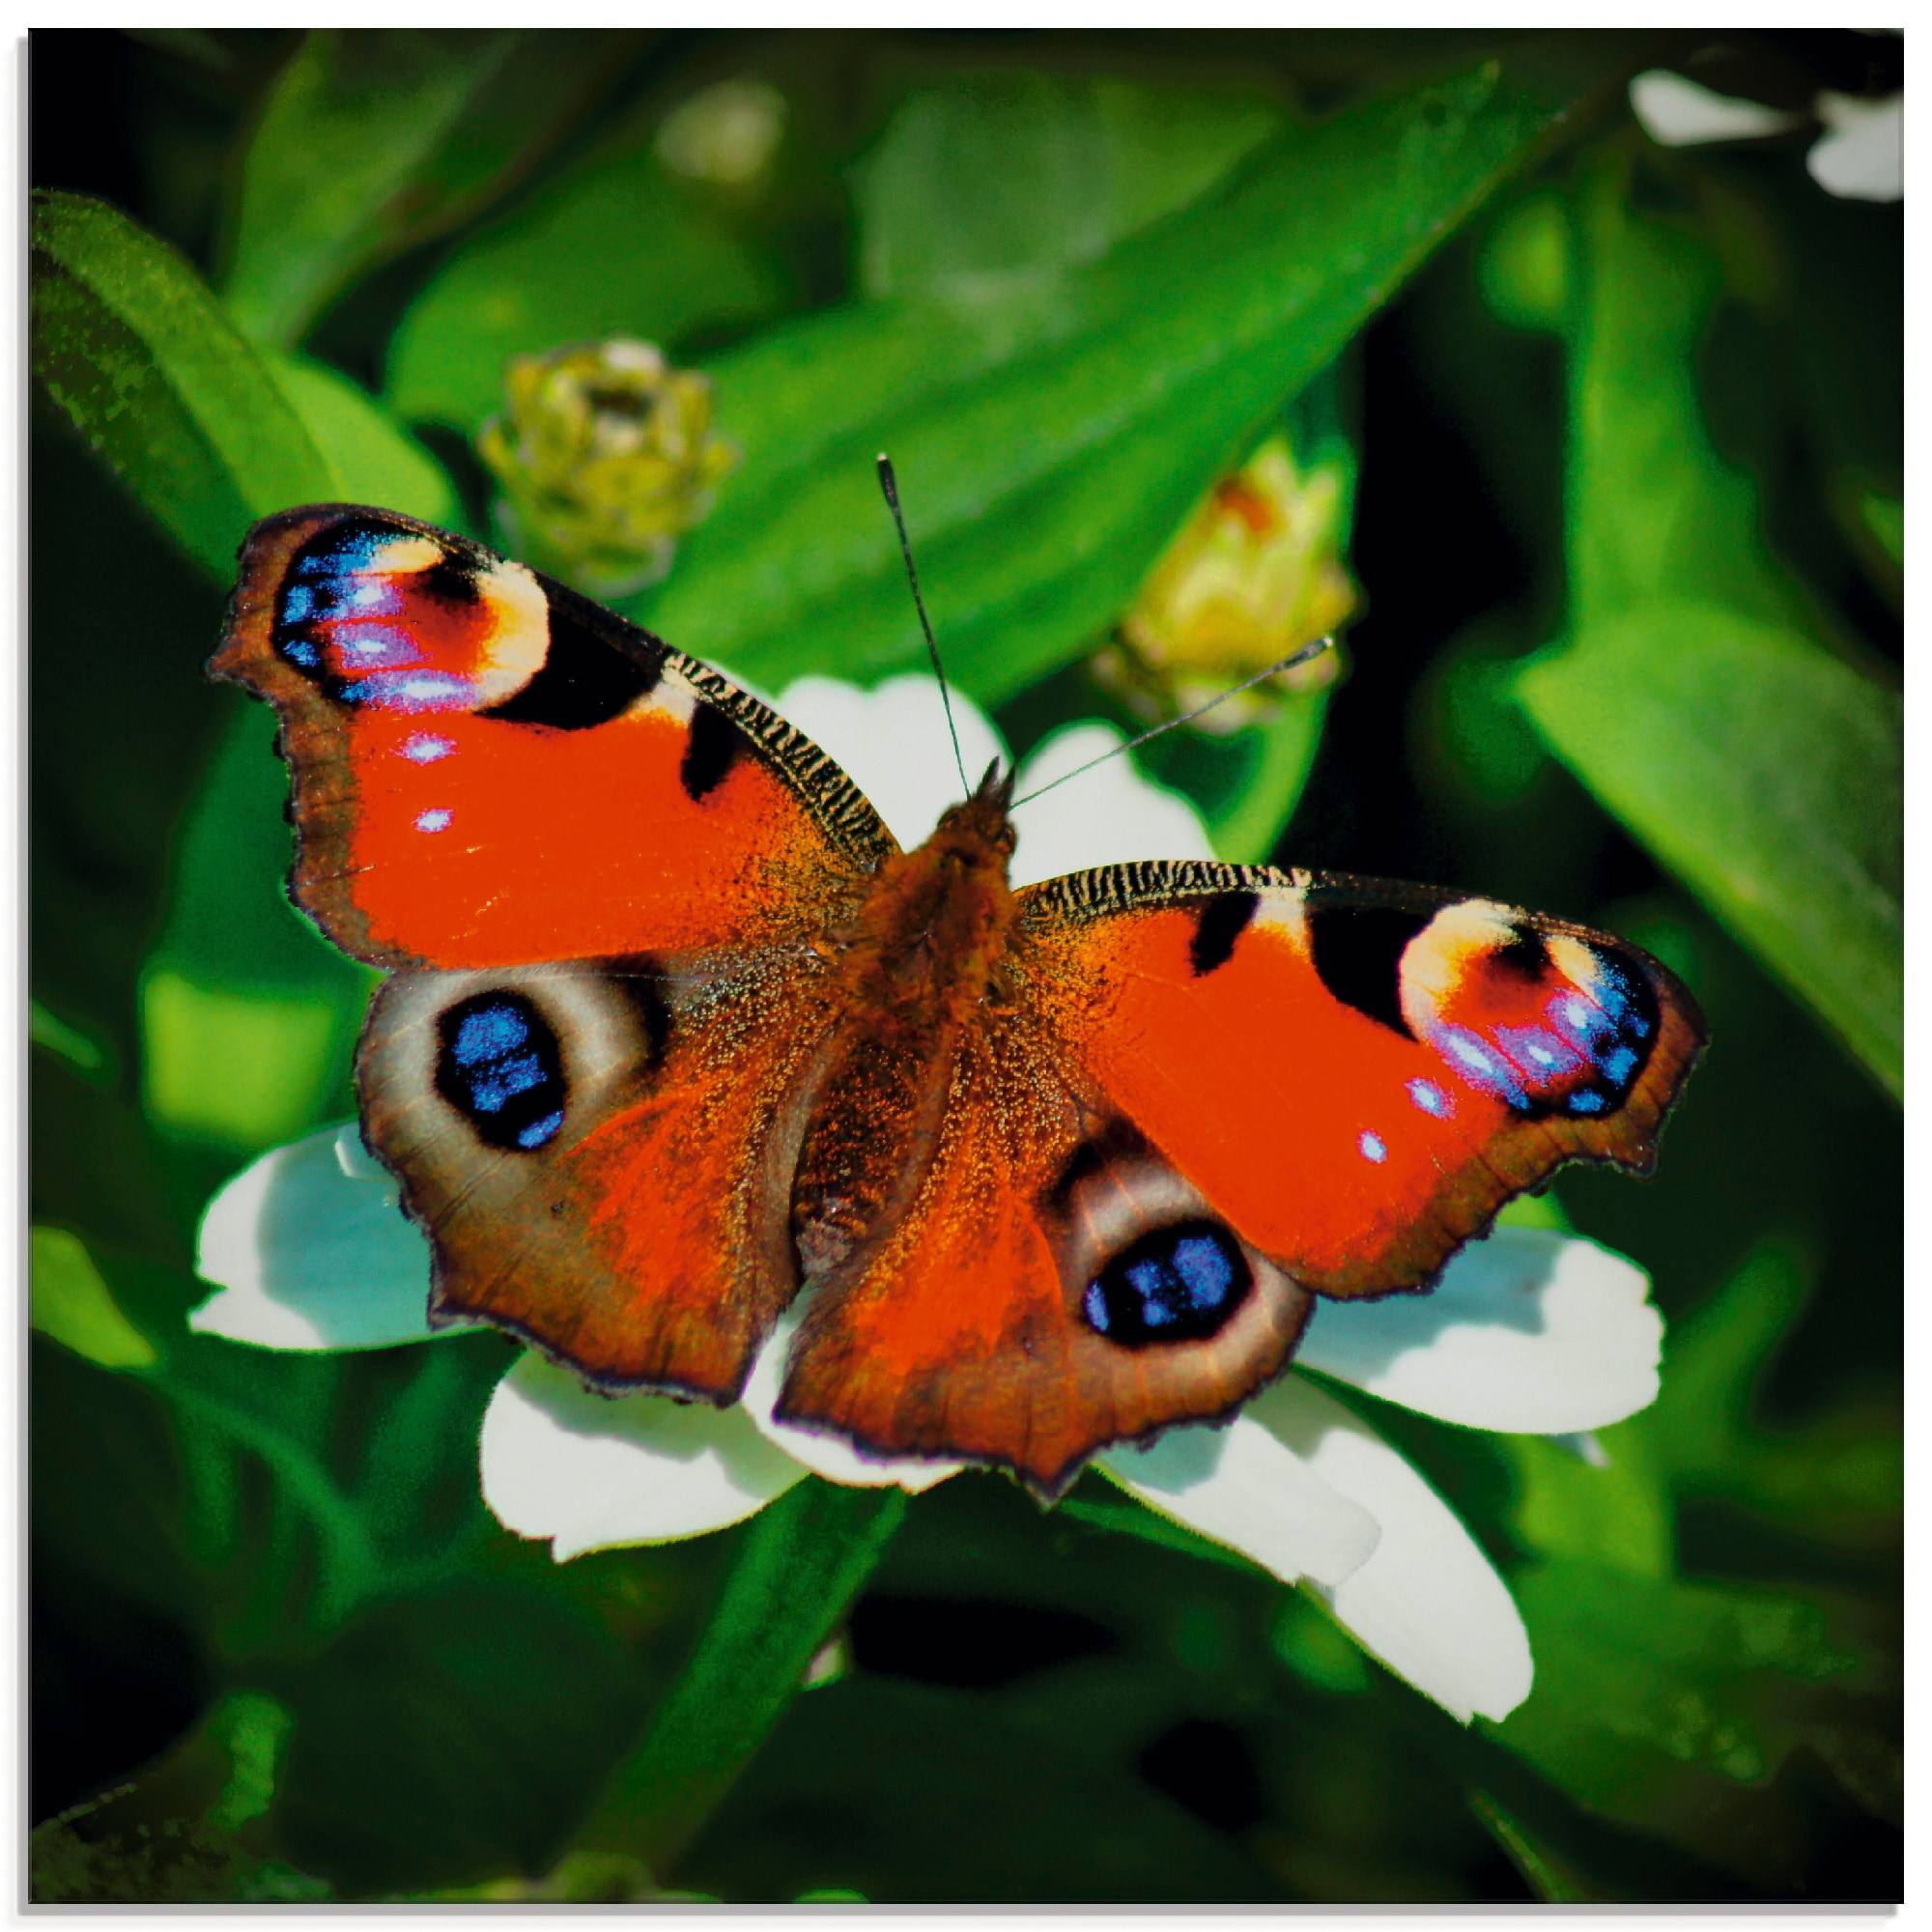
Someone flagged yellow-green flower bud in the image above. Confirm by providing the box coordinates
[476,338,737,599]
[1094,437,1355,733]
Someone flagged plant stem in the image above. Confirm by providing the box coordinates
[571,1477,907,1879]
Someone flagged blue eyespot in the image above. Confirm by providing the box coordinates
[436,992,566,1151]
[1083,1221,1251,1348]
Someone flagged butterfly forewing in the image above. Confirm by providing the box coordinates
[213,505,895,970]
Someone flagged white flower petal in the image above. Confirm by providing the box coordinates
[1248,1376,1532,1723]
[776,672,1006,849]
[1808,90,1902,202]
[480,1352,807,1559]
[740,1314,965,1492]
[1096,1410,1379,1589]
[1009,723,1216,887]
[1630,70,1804,147]
[1294,1228,1662,1434]
[190,1123,448,1350]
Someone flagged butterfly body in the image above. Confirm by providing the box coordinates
[214,505,1704,1499]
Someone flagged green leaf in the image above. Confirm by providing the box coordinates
[30,997,117,1084]
[30,1225,157,1370]
[1647,1240,1903,1536]
[1517,604,1901,1097]
[1513,157,1901,1096]
[1494,1558,1883,1886]
[1504,1421,1671,1580]
[680,1674,1286,1902]
[574,1479,905,1877]
[141,702,373,1153]
[638,54,1596,703]
[268,1580,643,1895]
[852,71,1285,297]
[385,135,785,435]
[31,191,332,578]
[263,351,463,526]
[221,29,642,347]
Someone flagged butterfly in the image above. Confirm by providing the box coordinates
[213,503,1705,1500]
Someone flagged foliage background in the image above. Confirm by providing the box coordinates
[30,27,1900,1904]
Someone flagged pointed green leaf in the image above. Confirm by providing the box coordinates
[222,29,641,347]
[30,1226,157,1370]
[1519,604,1901,1096]
[31,191,331,577]
[264,350,463,526]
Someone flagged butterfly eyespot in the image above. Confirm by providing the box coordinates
[1082,1220,1252,1348]
[435,991,568,1151]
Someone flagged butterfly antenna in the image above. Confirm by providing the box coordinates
[1009,635,1336,810]
[877,454,971,798]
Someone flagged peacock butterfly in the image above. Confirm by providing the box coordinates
[212,502,1704,1499]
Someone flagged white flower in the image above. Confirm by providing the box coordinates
[1629,66,1903,204]
[191,674,1667,1726]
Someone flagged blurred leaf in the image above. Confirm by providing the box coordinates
[221,29,642,347]
[386,134,785,434]
[66,1234,509,1656]
[1141,694,1331,863]
[268,1579,643,1895]
[140,973,341,1152]
[577,1480,906,1876]
[1466,1789,1603,1902]
[1518,604,1901,1096]
[639,53,1601,703]
[1649,1241,1902,1539]
[1859,491,1902,567]
[263,351,463,526]
[30,997,117,1085]
[140,702,373,1155]
[31,1226,157,1370]
[31,1810,330,1905]
[682,1674,1287,1902]
[1494,1558,1882,1886]
[1504,1421,1671,1580]
[1515,157,1901,1095]
[853,71,1285,297]
[31,192,331,579]
[30,1689,328,1903]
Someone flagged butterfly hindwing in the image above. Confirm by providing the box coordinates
[213,506,895,970]
[358,946,839,1402]
[1014,862,1705,1300]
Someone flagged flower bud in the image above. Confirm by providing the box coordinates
[1095,437,1354,733]
[476,338,737,599]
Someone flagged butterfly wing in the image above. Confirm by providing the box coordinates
[214,505,895,1402]
[1015,861,1705,1297]
[212,505,895,969]
[776,859,1701,1495]
[358,951,838,1401]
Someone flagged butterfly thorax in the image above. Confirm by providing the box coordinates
[790,777,1019,1277]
